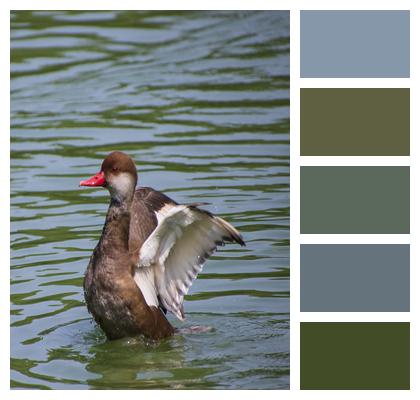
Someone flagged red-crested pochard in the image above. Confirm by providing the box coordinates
[80,151,245,340]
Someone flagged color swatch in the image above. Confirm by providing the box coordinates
[300,88,410,156]
[300,166,410,234]
[300,322,410,389]
[300,244,410,312]
[300,10,410,78]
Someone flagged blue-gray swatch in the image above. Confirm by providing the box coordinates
[300,10,410,77]
[301,244,410,312]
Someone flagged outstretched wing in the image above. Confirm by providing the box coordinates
[134,204,244,321]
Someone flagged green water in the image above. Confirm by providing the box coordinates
[10,10,290,389]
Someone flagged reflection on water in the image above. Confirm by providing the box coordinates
[11,10,290,389]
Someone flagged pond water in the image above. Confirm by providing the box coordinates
[10,10,290,389]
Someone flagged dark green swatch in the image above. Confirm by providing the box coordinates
[300,88,410,156]
[300,166,410,234]
[300,322,410,389]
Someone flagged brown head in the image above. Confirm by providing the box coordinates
[80,151,138,203]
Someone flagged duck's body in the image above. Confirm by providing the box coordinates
[80,152,244,340]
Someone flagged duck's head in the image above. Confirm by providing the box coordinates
[80,151,138,203]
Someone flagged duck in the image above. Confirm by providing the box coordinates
[80,151,245,340]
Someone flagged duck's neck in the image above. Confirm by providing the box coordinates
[97,197,132,258]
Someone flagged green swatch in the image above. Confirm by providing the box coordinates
[300,88,410,156]
[300,166,410,234]
[300,322,410,389]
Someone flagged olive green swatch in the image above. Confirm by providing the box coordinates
[300,88,410,156]
[300,166,410,234]
[300,322,410,389]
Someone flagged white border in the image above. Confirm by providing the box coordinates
[3,0,419,398]
[300,157,410,166]
[300,234,411,245]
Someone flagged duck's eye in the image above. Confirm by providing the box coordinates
[112,167,118,172]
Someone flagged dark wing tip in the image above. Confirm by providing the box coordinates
[230,232,246,247]
[223,232,245,246]
[186,205,246,246]
[237,236,246,247]
[214,216,245,247]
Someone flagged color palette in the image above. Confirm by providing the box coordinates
[300,10,410,78]
[299,10,410,391]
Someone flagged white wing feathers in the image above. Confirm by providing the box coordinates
[134,205,244,321]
